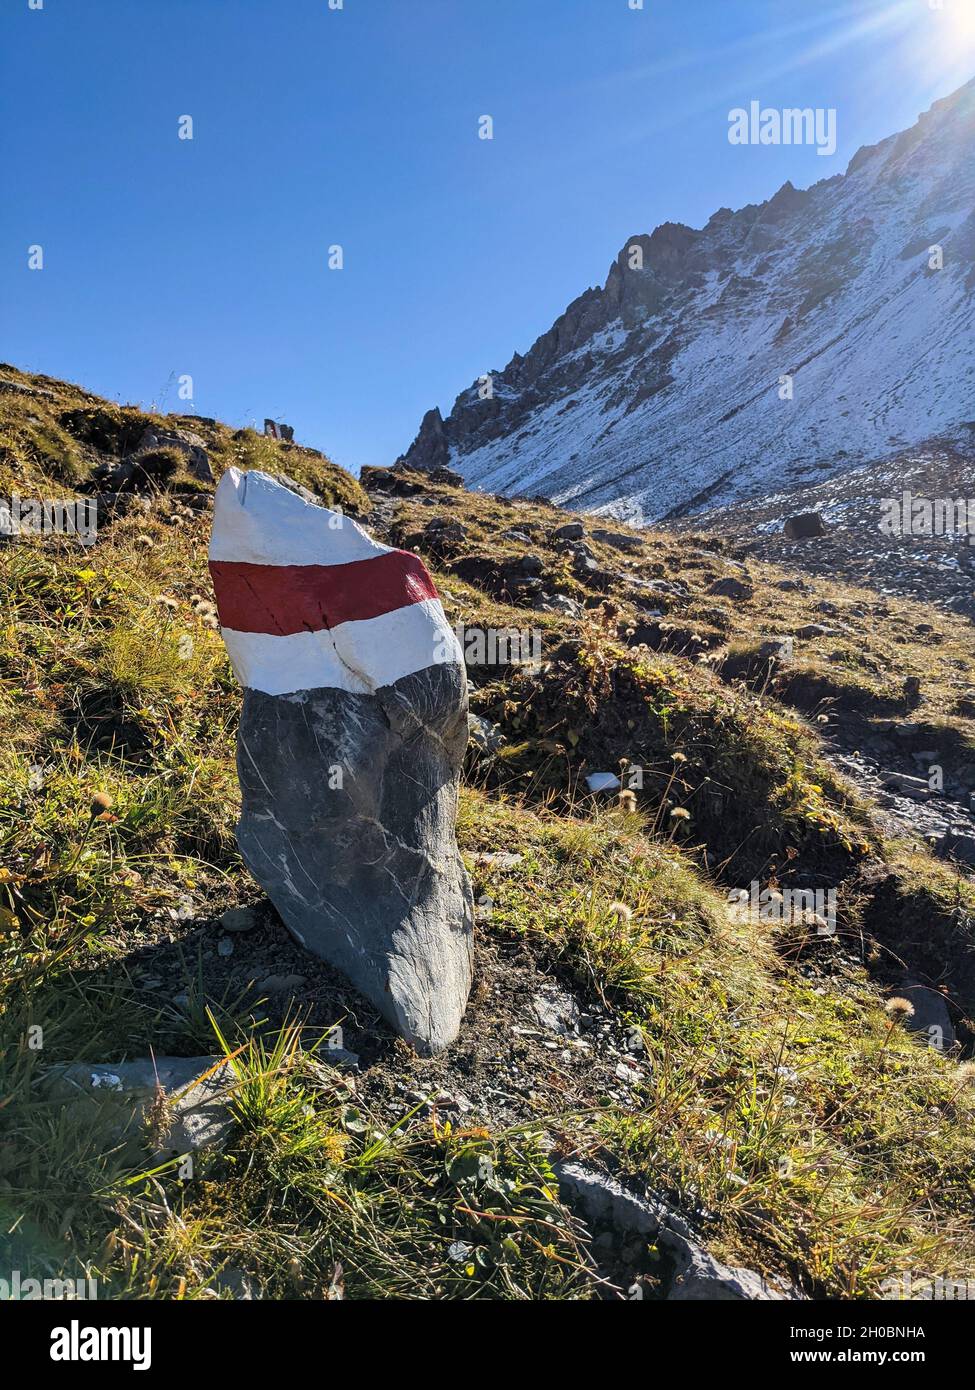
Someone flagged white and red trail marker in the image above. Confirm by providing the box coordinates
[210,467,462,695]
[209,468,474,1054]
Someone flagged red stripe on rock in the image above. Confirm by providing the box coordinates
[209,550,439,636]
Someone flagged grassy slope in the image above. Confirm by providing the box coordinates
[1,366,974,1300]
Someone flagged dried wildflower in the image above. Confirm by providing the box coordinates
[954,1062,975,1087]
[607,902,633,921]
[618,790,637,813]
[885,996,915,1023]
[670,806,691,820]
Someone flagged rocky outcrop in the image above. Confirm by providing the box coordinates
[556,1163,802,1301]
[394,406,451,473]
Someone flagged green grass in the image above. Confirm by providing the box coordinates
[3,365,975,1300]
[461,793,975,1296]
[0,1003,596,1300]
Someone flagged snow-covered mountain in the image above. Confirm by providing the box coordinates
[396,78,975,522]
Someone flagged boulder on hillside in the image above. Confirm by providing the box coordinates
[707,575,753,600]
[135,426,213,483]
[784,511,827,539]
[359,465,424,496]
[591,527,643,553]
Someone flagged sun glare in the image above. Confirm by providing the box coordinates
[905,0,975,92]
[940,0,975,51]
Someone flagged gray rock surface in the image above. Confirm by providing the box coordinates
[44,1056,235,1161]
[220,906,259,933]
[532,987,582,1036]
[707,575,753,600]
[237,659,473,1055]
[468,711,504,756]
[557,1162,802,1301]
[900,978,956,1050]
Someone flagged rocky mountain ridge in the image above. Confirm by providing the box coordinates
[397,78,975,522]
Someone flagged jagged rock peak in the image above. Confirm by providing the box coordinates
[395,73,975,515]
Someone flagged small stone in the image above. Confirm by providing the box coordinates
[537,593,583,617]
[757,637,793,664]
[424,518,467,543]
[518,553,544,576]
[212,1267,259,1301]
[256,973,306,994]
[590,528,642,553]
[468,712,504,755]
[43,1056,236,1161]
[216,937,234,958]
[615,1060,645,1084]
[532,989,581,1035]
[474,895,494,924]
[473,851,523,869]
[220,906,259,933]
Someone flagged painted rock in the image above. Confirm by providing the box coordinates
[209,468,474,1053]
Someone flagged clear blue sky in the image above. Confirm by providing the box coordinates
[2,0,973,475]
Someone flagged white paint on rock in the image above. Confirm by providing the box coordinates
[221,597,462,696]
[210,467,392,566]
